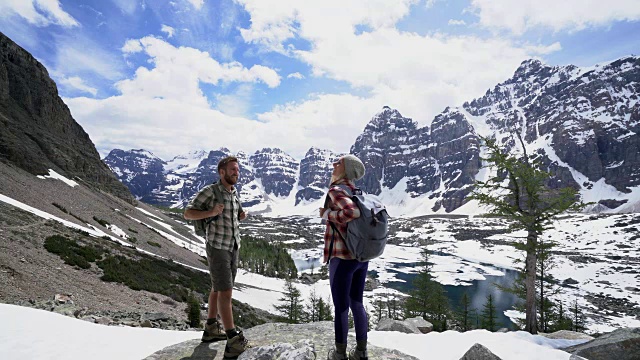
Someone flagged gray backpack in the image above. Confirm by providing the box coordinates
[327,185,389,262]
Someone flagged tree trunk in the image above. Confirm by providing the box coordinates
[525,229,538,334]
[540,255,545,332]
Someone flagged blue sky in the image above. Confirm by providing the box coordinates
[1,0,639,160]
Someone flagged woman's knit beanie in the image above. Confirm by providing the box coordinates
[342,154,365,181]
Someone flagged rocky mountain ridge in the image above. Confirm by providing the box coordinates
[105,55,640,214]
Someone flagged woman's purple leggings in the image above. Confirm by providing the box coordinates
[329,257,369,344]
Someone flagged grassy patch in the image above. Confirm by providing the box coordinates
[129,236,138,243]
[147,241,161,248]
[128,228,138,233]
[44,235,105,269]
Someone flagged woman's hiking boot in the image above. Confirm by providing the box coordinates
[327,344,348,360]
[201,319,226,342]
[223,331,251,359]
[349,348,369,360]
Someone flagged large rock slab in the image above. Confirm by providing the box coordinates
[144,322,419,360]
[562,327,640,360]
[539,330,594,341]
[375,317,421,334]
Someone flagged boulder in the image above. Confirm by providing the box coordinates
[403,316,433,334]
[563,327,640,360]
[54,293,73,304]
[140,320,153,328]
[375,317,421,334]
[459,343,502,360]
[141,312,169,322]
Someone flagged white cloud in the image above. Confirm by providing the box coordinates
[287,72,305,79]
[187,0,204,10]
[58,76,98,96]
[237,0,418,53]
[160,24,175,38]
[214,84,254,118]
[0,0,79,27]
[448,19,466,26]
[111,0,137,15]
[54,35,124,81]
[236,1,562,128]
[122,39,143,54]
[114,36,279,108]
[470,0,640,35]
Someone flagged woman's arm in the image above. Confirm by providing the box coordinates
[326,187,360,224]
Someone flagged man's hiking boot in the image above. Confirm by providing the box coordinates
[349,348,368,360]
[223,331,251,359]
[201,320,226,342]
[327,347,348,360]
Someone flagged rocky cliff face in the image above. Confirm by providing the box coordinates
[249,148,298,197]
[295,147,337,205]
[462,57,640,210]
[0,31,132,202]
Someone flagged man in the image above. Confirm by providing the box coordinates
[184,156,249,359]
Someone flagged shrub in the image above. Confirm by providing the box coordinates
[128,228,138,233]
[44,235,104,269]
[96,254,210,302]
[147,241,161,248]
[187,293,202,328]
[129,237,138,243]
[92,216,110,227]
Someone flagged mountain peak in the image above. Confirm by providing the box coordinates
[366,106,417,132]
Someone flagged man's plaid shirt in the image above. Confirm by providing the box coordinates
[323,178,360,262]
[186,181,243,252]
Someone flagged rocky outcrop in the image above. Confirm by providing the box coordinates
[562,327,640,360]
[0,31,132,202]
[144,322,419,360]
[459,343,502,360]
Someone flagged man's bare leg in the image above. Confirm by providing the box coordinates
[217,288,235,331]
[208,289,218,320]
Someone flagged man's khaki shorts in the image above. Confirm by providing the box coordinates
[205,242,238,292]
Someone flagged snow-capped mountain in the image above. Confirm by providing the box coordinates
[104,55,640,215]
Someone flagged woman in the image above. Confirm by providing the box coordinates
[320,155,369,360]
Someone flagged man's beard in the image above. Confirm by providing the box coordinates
[224,173,238,185]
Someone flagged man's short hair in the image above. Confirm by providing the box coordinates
[218,156,238,174]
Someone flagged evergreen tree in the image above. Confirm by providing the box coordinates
[456,292,473,331]
[481,294,499,332]
[317,296,334,321]
[372,296,385,324]
[306,289,320,322]
[470,135,586,334]
[187,292,201,328]
[571,298,586,332]
[274,279,306,323]
[404,248,450,331]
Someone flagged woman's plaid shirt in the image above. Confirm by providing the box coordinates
[323,178,361,262]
